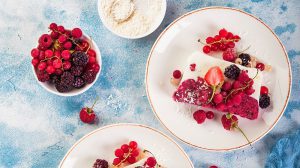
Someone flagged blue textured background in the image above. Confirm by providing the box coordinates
[0,0,299,167]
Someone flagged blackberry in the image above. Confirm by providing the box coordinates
[259,94,270,108]
[82,70,97,84]
[61,71,74,87]
[37,71,50,82]
[70,66,83,76]
[93,159,108,168]
[73,77,85,88]
[50,75,60,84]
[55,82,72,93]
[72,51,88,66]
[238,53,251,66]
[224,64,241,80]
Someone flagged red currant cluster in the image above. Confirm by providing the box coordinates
[201,28,241,54]
[113,141,140,166]
[31,23,100,92]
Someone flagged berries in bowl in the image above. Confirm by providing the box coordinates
[30,23,101,96]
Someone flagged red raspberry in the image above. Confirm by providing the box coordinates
[222,48,236,62]
[193,110,206,124]
[38,34,53,48]
[71,28,83,38]
[79,107,96,123]
[31,48,40,58]
[221,113,238,130]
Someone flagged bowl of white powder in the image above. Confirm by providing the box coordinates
[98,0,166,39]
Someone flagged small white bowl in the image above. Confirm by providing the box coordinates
[97,0,167,39]
[32,33,102,97]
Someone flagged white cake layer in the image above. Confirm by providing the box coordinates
[181,51,263,101]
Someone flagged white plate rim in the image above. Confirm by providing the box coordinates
[145,6,292,151]
[59,123,194,167]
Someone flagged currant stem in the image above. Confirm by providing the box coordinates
[198,38,240,45]
[53,29,83,50]
[116,148,133,167]
[235,126,252,146]
[91,96,99,110]
[207,85,216,103]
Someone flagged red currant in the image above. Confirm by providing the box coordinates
[256,63,265,71]
[50,31,59,39]
[54,51,61,58]
[115,149,124,158]
[131,149,139,157]
[190,63,196,71]
[57,25,65,33]
[129,141,138,149]
[32,59,39,67]
[88,56,96,64]
[113,158,121,165]
[45,50,53,58]
[146,157,157,167]
[39,51,45,60]
[206,111,215,119]
[213,93,223,104]
[63,61,72,70]
[219,28,228,37]
[226,32,233,39]
[205,37,214,44]
[46,65,55,74]
[227,41,235,48]
[58,35,67,44]
[203,45,211,54]
[121,144,129,153]
[61,50,71,60]
[53,59,62,69]
[173,70,182,79]
[47,59,53,66]
[211,44,219,51]
[38,62,47,71]
[233,35,240,42]
[210,166,218,168]
[260,86,269,95]
[91,64,100,73]
[63,41,72,50]
[55,68,63,75]
[87,49,96,57]
[49,23,57,30]
[31,48,40,58]
[214,35,221,41]
[127,156,136,164]
[219,43,227,51]
[71,28,83,38]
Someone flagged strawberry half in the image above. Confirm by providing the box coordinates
[204,66,224,86]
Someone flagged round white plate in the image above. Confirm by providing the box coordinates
[146,7,291,151]
[59,123,193,168]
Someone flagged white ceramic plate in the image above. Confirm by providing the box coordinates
[59,123,193,168]
[146,7,291,151]
[97,0,166,39]
[32,33,102,97]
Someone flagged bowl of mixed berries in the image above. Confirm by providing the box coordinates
[30,23,101,96]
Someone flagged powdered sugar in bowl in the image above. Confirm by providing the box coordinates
[98,0,166,39]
